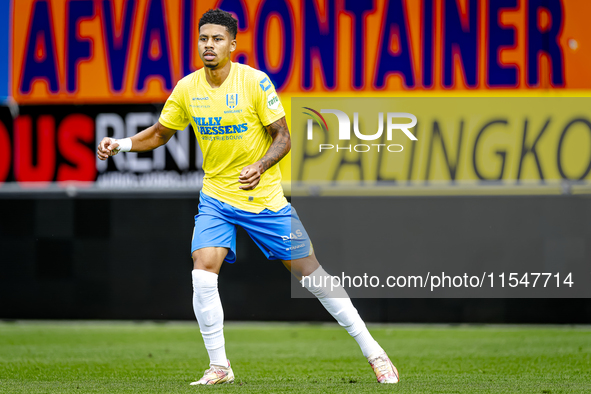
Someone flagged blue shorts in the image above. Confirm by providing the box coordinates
[191,192,313,263]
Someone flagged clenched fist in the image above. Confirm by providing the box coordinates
[239,162,264,190]
[97,137,122,161]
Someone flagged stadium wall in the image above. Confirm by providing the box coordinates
[1,194,590,323]
[2,0,591,323]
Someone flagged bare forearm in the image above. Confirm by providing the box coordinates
[259,117,291,172]
[129,122,175,152]
[98,122,177,160]
[238,117,291,190]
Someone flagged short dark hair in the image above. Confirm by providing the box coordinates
[199,9,238,39]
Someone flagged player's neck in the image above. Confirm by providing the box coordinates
[204,60,232,89]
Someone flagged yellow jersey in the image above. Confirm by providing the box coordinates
[159,62,287,213]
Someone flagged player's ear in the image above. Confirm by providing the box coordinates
[230,39,237,53]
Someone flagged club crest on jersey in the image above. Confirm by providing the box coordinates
[226,93,238,109]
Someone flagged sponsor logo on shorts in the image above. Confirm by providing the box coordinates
[281,230,303,241]
[286,243,305,251]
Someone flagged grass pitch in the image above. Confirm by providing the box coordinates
[0,321,589,393]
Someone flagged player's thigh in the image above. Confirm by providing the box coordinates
[192,202,238,266]
[239,203,313,262]
[192,247,228,273]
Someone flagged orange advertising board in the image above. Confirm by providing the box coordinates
[11,0,591,104]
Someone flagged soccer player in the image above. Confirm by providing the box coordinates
[97,9,398,385]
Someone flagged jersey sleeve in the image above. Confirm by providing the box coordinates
[159,81,190,130]
[253,72,286,127]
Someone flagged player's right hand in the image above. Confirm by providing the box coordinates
[97,137,121,161]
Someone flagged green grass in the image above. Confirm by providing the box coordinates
[0,321,589,393]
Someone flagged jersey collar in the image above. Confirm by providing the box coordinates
[201,61,235,91]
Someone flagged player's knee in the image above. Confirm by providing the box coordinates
[192,248,225,272]
[291,254,320,278]
[301,265,350,299]
[301,260,320,277]
[192,270,222,312]
[192,250,224,273]
[192,269,218,293]
[191,250,204,268]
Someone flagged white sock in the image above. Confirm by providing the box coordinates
[192,269,228,367]
[301,266,383,358]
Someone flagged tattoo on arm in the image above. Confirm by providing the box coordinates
[260,117,291,172]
